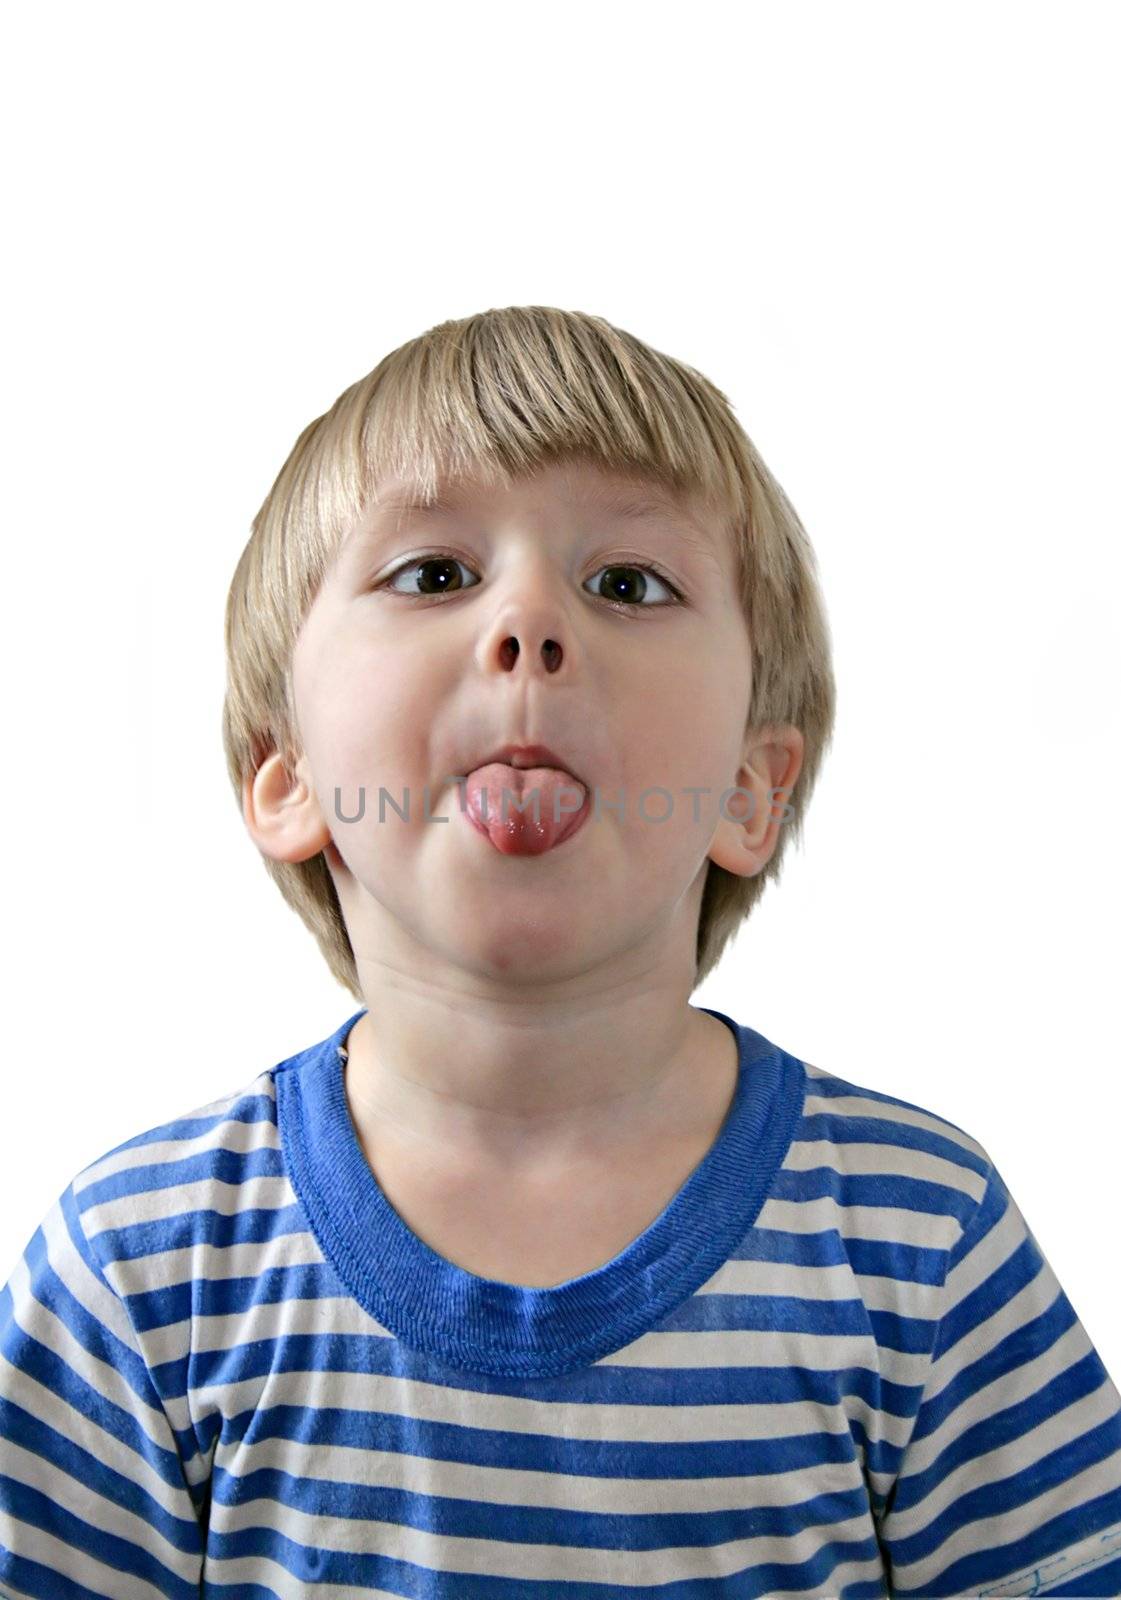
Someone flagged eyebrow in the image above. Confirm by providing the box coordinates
[373,484,708,528]
[577,484,721,554]
[372,494,456,517]
[355,480,723,565]
[374,491,679,517]
[580,488,696,524]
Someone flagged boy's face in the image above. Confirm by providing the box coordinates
[266,457,799,984]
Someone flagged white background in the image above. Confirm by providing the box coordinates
[2,2,1118,1385]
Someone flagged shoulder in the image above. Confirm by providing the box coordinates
[0,1057,301,1408]
[65,1012,356,1295]
[68,1065,287,1286]
[61,1018,357,1305]
[0,1025,353,1405]
[776,1054,996,1256]
[68,1022,347,1251]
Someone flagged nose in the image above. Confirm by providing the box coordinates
[480,548,570,676]
[485,575,566,675]
[497,633,563,673]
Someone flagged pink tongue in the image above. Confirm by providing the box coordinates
[465,763,588,855]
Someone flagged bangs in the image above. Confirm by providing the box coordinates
[339,307,750,526]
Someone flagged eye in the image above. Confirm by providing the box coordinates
[584,563,681,611]
[381,555,481,597]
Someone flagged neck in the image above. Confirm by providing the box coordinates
[340,987,735,1176]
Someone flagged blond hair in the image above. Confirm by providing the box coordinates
[222,306,836,997]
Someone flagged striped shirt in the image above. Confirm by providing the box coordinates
[2,1005,1119,1598]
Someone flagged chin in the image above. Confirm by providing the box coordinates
[454,923,603,982]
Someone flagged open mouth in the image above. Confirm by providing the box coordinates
[461,761,591,856]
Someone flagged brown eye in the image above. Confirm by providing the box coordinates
[384,556,481,596]
[585,564,679,608]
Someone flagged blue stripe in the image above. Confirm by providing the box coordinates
[0,1394,202,1541]
[1041,1551,1121,1595]
[909,1291,1080,1445]
[771,1162,982,1220]
[127,1258,341,1335]
[179,1330,926,1421]
[93,1199,312,1266]
[892,1351,1115,1517]
[0,1548,133,1600]
[73,1092,277,1169]
[210,1467,874,1549]
[798,1111,989,1179]
[890,1419,1121,1567]
[895,1486,1121,1597]
[0,1471,199,1598]
[78,1140,287,1208]
[215,1400,860,1477]
[195,1528,884,1599]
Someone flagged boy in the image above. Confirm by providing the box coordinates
[2,305,1119,1598]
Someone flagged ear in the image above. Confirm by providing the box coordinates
[706,724,805,878]
[242,750,333,865]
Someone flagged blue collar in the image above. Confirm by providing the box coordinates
[275,1005,804,1378]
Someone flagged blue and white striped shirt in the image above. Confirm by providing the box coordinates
[2,1005,1119,1597]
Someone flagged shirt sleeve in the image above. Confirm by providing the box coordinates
[877,1158,1121,1597]
[0,1181,205,1598]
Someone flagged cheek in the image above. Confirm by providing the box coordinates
[634,657,735,765]
[304,658,445,847]
[296,633,394,773]
[615,650,747,833]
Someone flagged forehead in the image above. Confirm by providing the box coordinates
[362,459,726,547]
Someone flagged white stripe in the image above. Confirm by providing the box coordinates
[73,1108,282,1187]
[101,1226,326,1300]
[71,1078,275,1186]
[890,1375,1121,1539]
[0,1433,199,1583]
[978,1517,1121,1596]
[3,1249,166,1443]
[203,1499,880,1589]
[925,1257,1067,1393]
[0,1509,182,1598]
[188,1555,420,1600]
[37,1196,138,1349]
[896,1317,1095,1481]
[603,1323,931,1385]
[81,1171,294,1236]
[124,1239,943,1337]
[702,1252,943,1318]
[891,1447,1121,1592]
[801,1086,989,1162]
[785,1135,988,1199]
[192,1547,887,1600]
[198,1358,882,1450]
[214,1426,866,1510]
[756,1193,963,1250]
[936,1188,1027,1311]
[181,1356,889,1446]
[0,1347,192,1525]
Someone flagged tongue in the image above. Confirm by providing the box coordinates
[465,763,588,855]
